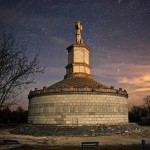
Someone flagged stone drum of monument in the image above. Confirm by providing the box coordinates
[28,21,128,125]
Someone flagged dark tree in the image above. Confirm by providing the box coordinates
[143,95,150,117]
[0,33,44,109]
[129,105,142,122]
[0,106,28,123]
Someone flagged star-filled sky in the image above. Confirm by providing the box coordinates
[0,0,150,110]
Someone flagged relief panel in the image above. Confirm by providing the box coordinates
[30,104,128,114]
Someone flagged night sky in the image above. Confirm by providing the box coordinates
[0,0,150,109]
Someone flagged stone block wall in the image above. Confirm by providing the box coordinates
[28,93,128,125]
[66,44,91,77]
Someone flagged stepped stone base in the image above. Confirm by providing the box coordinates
[11,123,143,136]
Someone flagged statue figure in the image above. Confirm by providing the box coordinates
[75,21,83,44]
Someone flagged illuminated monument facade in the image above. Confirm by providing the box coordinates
[28,21,128,125]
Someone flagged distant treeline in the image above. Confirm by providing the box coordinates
[129,105,150,125]
[0,106,28,123]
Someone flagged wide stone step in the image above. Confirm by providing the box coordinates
[11,123,143,136]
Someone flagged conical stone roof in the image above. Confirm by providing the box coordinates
[48,76,108,90]
[28,74,128,99]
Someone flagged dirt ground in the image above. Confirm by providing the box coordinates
[0,125,150,150]
[4,144,150,150]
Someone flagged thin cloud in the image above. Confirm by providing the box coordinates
[119,75,149,84]
[119,74,150,86]
[135,88,150,92]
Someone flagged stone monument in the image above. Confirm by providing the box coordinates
[28,21,128,125]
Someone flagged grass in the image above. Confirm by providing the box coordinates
[8,144,150,150]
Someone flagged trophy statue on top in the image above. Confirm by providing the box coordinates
[75,21,83,44]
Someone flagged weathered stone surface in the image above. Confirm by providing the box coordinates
[28,93,128,125]
[65,44,91,78]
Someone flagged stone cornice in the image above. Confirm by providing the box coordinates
[64,72,92,79]
[28,87,128,99]
[65,63,91,69]
[67,44,90,52]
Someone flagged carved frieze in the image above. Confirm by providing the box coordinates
[29,103,128,114]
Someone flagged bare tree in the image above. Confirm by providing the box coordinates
[143,95,150,117]
[0,33,44,109]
